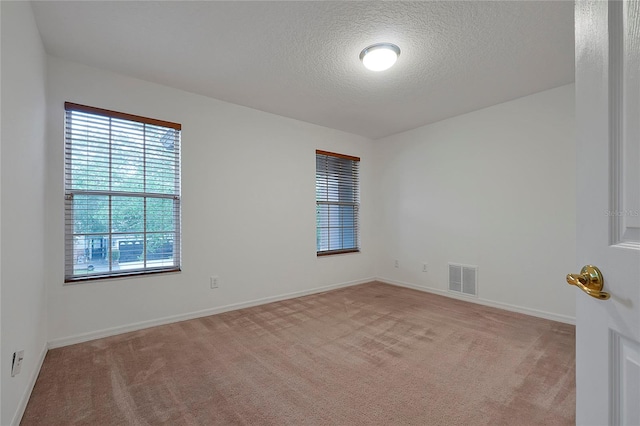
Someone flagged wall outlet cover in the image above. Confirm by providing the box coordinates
[11,350,24,377]
[210,276,219,289]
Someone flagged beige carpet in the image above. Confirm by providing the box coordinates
[22,282,575,425]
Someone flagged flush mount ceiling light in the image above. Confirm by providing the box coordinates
[359,43,401,72]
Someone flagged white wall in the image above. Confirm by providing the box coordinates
[1,2,49,425]
[373,84,576,322]
[45,56,376,345]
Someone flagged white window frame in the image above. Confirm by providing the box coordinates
[64,102,181,282]
[315,150,360,256]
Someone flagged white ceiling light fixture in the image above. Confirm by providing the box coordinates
[359,43,401,72]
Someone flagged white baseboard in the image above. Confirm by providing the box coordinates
[48,275,573,348]
[48,277,375,349]
[11,342,48,426]
[377,277,575,325]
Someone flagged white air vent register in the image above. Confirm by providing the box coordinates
[448,263,478,296]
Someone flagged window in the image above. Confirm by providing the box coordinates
[315,150,360,255]
[64,102,181,282]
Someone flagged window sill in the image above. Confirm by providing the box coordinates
[64,267,181,284]
[317,249,360,257]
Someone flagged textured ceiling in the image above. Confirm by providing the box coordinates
[31,1,574,139]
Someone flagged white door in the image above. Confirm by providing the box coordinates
[574,1,640,425]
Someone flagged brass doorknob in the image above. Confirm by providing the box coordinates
[566,265,610,300]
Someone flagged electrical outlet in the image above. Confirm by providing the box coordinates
[422,263,428,272]
[394,260,399,268]
[11,350,24,377]
[210,276,219,289]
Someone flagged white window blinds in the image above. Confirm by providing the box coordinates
[64,102,181,282]
[315,150,360,255]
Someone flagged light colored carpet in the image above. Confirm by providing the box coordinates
[22,282,575,425]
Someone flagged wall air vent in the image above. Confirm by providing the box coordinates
[448,263,478,296]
